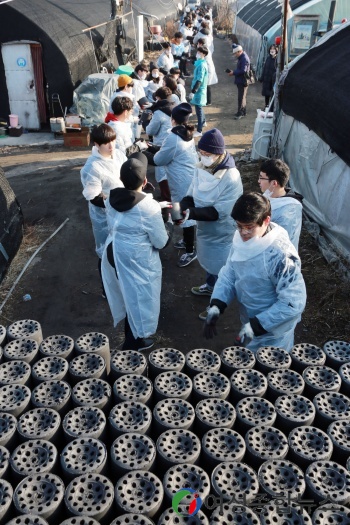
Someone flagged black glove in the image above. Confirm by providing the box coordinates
[203,305,220,339]
[143,181,155,192]
[142,150,156,165]
[147,143,161,154]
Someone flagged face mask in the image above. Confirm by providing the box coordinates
[263,185,274,199]
[139,72,147,80]
[152,72,159,78]
[201,155,215,167]
[165,50,171,55]
[196,53,203,60]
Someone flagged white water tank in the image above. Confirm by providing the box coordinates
[251,110,274,160]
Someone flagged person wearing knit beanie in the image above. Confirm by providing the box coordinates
[198,128,225,155]
[179,127,243,318]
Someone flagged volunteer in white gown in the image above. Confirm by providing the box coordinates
[102,153,172,351]
[180,129,243,318]
[80,124,126,293]
[204,192,307,352]
[258,158,303,250]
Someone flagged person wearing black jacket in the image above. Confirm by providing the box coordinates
[102,153,173,351]
[261,45,278,108]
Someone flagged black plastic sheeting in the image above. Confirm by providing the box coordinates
[281,24,350,167]
[0,168,23,283]
[238,0,311,35]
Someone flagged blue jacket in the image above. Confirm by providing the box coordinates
[191,58,208,106]
[153,125,198,202]
[145,100,172,146]
[233,51,250,86]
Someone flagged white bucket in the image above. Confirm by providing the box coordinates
[9,114,19,127]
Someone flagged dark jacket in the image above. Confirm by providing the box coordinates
[261,54,277,97]
[233,51,250,86]
[150,98,174,117]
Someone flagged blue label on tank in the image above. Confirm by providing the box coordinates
[17,57,26,67]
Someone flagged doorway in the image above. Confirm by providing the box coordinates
[1,41,46,130]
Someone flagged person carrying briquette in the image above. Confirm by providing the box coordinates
[101,153,173,351]
[145,86,174,199]
[148,103,198,267]
[226,43,250,120]
[258,158,303,250]
[179,128,243,317]
[188,45,209,138]
[80,124,127,297]
[204,192,306,352]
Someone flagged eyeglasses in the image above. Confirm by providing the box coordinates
[235,222,257,233]
[258,176,270,181]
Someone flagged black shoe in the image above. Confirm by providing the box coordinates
[206,103,212,106]
[137,338,154,351]
[234,112,243,120]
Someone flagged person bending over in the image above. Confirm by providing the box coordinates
[204,192,306,352]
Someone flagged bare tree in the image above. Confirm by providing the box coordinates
[214,0,234,37]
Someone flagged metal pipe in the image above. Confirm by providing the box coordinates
[327,0,337,31]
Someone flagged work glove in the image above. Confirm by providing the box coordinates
[203,305,220,339]
[188,92,194,101]
[238,322,254,344]
[159,201,172,209]
[137,140,148,151]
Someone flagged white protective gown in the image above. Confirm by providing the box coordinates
[212,224,307,352]
[107,120,134,154]
[187,163,243,275]
[80,147,127,258]
[102,194,168,338]
[270,196,303,250]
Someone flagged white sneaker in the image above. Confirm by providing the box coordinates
[203,122,208,128]
[193,131,202,138]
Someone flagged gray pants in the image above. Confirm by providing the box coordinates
[237,84,248,114]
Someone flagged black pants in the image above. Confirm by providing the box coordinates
[264,96,274,110]
[237,84,248,114]
[179,57,189,76]
[183,225,195,253]
[98,258,105,296]
[122,315,147,350]
[207,86,212,105]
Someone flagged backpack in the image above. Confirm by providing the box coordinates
[244,67,255,85]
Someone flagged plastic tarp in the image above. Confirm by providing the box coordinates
[276,112,350,264]
[72,74,120,127]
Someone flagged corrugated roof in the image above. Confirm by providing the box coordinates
[238,0,314,34]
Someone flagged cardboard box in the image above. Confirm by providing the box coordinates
[65,114,81,126]
[63,127,90,147]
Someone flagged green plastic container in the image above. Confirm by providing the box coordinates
[115,65,134,76]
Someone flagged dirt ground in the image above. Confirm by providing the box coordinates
[1,35,350,353]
